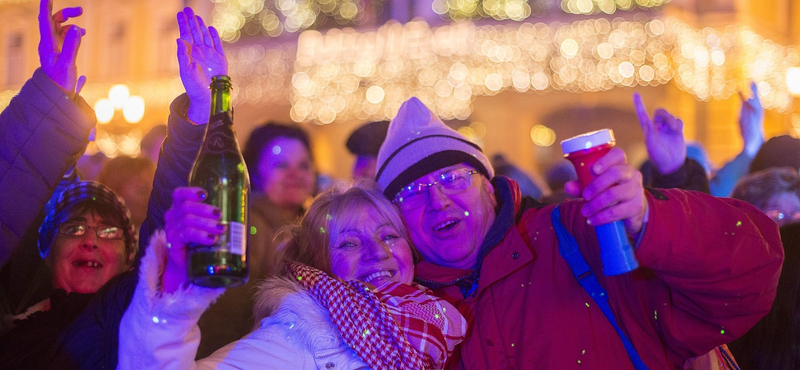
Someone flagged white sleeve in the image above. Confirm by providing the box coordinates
[117,231,225,370]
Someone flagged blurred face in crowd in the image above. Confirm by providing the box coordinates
[118,167,155,228]
[397,163,497,270]
[353,155,378,181]
[329,205,414,287]
[258,137,315,210]
[763,192,800,226]
[47,210,132,294]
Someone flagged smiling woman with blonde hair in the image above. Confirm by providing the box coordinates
[119,177,466,369]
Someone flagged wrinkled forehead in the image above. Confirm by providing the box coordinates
[330,204,384,239]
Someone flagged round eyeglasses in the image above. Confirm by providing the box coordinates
[393,168,479,211]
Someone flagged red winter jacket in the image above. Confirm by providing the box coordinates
[415,177,783,370]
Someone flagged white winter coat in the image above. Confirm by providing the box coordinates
[117,231,370,370]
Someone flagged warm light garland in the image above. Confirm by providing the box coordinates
[561,0,669,15]
[0,16,796,127]
[431,0,539,21]
[281,16,798,124]
[212,0,369,42]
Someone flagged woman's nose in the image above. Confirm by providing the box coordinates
[363,239,390,261]
[80,231,100,250]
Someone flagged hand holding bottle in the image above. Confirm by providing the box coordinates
[176,7,228,124]
[162,187,224,293]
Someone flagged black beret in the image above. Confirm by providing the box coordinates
[346,120,390,156]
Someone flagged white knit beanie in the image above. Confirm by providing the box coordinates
[375,97,494,199]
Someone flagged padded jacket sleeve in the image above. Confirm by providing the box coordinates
[0,68,95,265]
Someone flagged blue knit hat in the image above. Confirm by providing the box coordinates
[38,181,137,259]
[375,97,494,199]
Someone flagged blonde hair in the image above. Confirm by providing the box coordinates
[271,180,415,276]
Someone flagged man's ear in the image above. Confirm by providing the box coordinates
[482,176,497,208]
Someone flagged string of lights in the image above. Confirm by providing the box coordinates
[260,16,797,124]
[560,0,669,15]
[0,15,796,128]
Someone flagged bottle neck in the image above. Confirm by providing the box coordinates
[210,76,232,117]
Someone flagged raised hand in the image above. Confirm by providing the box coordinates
[634,93,686,175]
[738,82,764,157]
[564,148,647,236]
[162,187,223,292]
[38,0,86,96]
[176,7,228,124]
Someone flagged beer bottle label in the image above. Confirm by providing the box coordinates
[229,221,246,255]
[202,112,238,156]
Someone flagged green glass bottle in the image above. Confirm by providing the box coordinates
[188,75,250,288]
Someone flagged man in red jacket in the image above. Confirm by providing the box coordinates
[375,97,783,370]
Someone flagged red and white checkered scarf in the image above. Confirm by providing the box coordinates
[286,262,464,370]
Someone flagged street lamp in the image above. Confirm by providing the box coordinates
[92,84,146,157]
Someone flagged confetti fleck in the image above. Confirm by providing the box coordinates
[578,360,582,364]
[362,329,371,337]
[736,221,742,226]
[250,226,257,235]
[464,211,470,216]
[435,314,440,319]
[320,227,326,234]
[585,302,590,308]
[511,343,515,347]
[582,350,585,355]
[654,310,658,320]
[152,316,159,323]
[720,329,725,335]
[297,276,302,281]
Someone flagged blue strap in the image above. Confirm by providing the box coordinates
[551,206,650,370]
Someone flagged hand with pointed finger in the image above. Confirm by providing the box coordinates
[176,7,228,124]
[162,187,223,292]
[564,147,647,236]
[38,0,86,97]
[738,81,764,157]
[634,93,686,175]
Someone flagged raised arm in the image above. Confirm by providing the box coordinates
[0,0,93,264]
[634,93,710,193]
[137,7,229,258]
[709,82,764,196]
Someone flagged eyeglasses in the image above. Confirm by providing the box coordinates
[764,210,800,225]
[58,222,124,240]
[393,168,480,211]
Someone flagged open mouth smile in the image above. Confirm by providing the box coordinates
[360,270,396,284]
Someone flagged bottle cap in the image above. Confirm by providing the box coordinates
[561,129,615,154]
